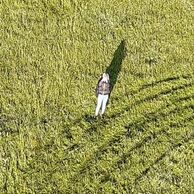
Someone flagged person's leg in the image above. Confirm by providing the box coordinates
[95,94,103,116]
[101,95,109,115]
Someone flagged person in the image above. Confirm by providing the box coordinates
[95,73,110,117]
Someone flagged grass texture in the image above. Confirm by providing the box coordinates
[0,0,194,193]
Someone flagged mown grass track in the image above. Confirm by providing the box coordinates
[5,75,193,193]
[64,80,194,193]
[64,75,193,138]
[26,75,194,193]
[64,77,194,153]
[63,74,192,131]
[67,126,194,193]
[135,139,194,194]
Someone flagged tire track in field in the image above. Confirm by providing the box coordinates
[63,87,192,169]
[97,131,194,192]
[62,77,193,146]
[111,81,193,120]
[88,95,194,166]
[69,98,194,184]
[134,132,194,184]
[63,75,191,136]
[63,77,188,148]
[65,84,194,187]
[96,119,194,192]
[100,112,194,176]
[96,105,194,184]
[68,80,194,155]
[97,99,194,175]
[32,76,192,179]
[64,79,193,165]
[83,80,193,137]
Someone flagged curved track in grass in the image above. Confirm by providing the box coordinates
[64,75,194,193]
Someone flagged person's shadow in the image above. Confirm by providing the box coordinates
[106,40,127,96]
[84,40,126,123]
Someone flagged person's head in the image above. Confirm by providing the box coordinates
[102,73,109,82]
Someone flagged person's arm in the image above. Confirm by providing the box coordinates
[95,76,103,96]
[108,80,111,94]
[95,84,98,97]
[95,79,101,97]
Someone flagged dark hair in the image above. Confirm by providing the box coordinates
[97,77,103,85]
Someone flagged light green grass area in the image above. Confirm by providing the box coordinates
[0,0,194,193]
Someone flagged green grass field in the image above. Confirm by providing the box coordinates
[0,0,194,193]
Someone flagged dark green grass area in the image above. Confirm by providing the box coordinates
[0,0,194,193]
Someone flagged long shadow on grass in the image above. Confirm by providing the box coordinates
[106,40,126,95]
[83,40,126,123]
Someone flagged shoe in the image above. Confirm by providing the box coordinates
[94,115,99,119]
[100,114,105,119]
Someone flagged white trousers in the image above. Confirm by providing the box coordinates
[95,94,109,116]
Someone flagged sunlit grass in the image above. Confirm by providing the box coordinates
[0,0,193,193]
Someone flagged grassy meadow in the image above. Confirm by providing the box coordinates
[0,0,194,193]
